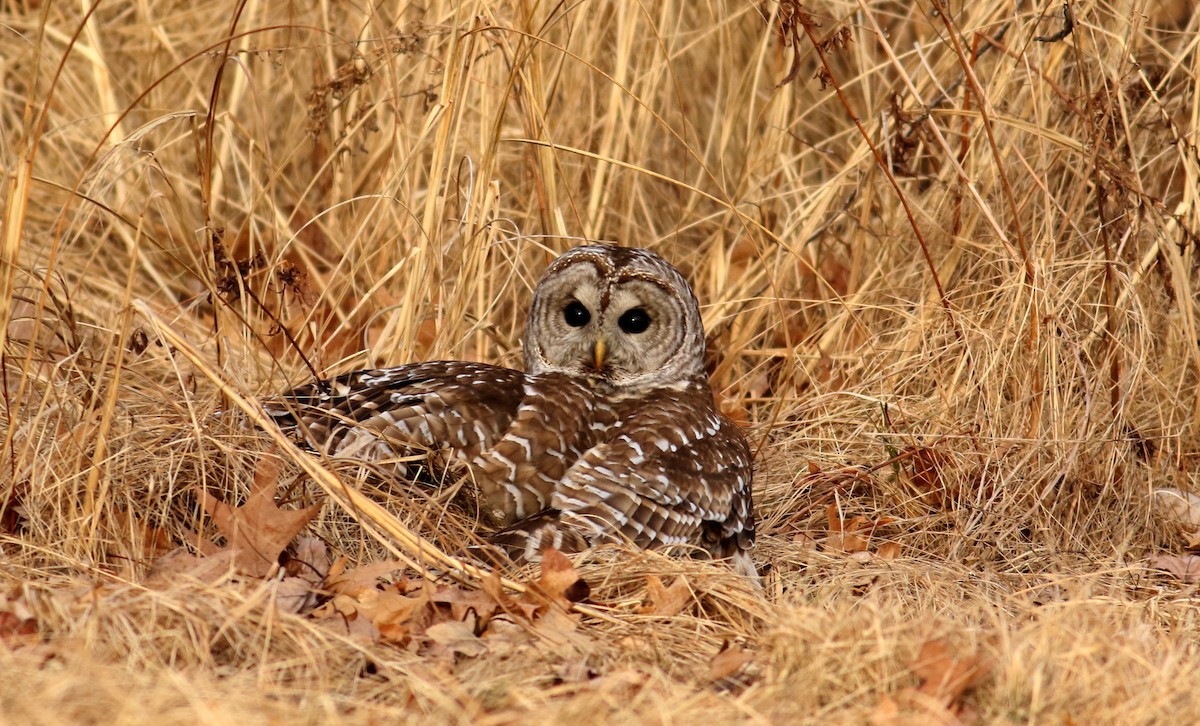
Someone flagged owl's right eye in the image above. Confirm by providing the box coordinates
[563,300,591,327]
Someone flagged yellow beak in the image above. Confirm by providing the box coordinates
[592,338,606,369]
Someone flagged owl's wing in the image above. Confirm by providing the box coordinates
[557,419,753,544]
[263,364,604,529]
[503,388,756,572]
[262,361,527,468]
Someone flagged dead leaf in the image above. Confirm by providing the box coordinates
[1150,554,1200,582]
[284,537,330,588]
[272,575,321,615]
[324,557,408,596]
[825,505,898,555]
[0,590,39,646]
[121,513,175,559]
[792,532,818,549]
[315,561,516,649]
[481,570,538,621]
[826,504,869,553]
[702,642,753,683]
[529,604,585,647]
[912,639,988,705]
[424,614,488,658]
[144,547,236,587]
[1151,488,1200,527]
[1152,488,1200,547]
[197,455,323,577]
[518,549,592,647]
[311,550,592,650]
[310,596,381,643]
[638,575,691,616]
[877,542,902,560]
[870,695,902,725]
[432,582,507,624]
[534,547,591,604]
[872,639,987,725]
[357,584,433,642]
[904,447,958,510]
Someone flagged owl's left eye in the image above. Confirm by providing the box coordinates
[618,307,651,334]
[563,300,591,327]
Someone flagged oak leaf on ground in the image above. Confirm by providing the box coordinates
[1151,488,1200,548]
[701,641,753,684]
[1149,553,1200,582]
[196,455,323,577]
[912,639,988,705]
[825,504,898,558]
[144,455,324,591]
[0,590,38,646]
[516,548,592,647]
[638,575,692,616]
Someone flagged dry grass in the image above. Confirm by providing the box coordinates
[3,0,1200,722]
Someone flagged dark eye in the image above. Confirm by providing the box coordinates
[618,307,651,334]
[563,300,591,328]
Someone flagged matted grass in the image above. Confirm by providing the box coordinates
[3,0,1200,723]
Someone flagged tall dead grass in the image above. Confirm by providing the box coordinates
[3,0,1200,723]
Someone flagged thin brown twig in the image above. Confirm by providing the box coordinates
[793,13,961,342]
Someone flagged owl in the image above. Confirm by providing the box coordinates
[263,244,756,576]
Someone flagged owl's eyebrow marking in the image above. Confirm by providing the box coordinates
[614,272,673,297]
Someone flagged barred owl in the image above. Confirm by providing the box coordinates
[264,244,756,576]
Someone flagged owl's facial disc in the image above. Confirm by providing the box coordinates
[523,245,707,390]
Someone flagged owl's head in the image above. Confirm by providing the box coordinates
[523,244,708,391]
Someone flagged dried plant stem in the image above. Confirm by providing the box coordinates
[799,20,960,342]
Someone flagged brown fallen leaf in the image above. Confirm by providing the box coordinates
[904,446,958,510]
[870,695,903,725]
[143,547,236,587]
[529,604,587,647]
[310,596,381,643]
[272,575,322,615]
[702,641,753,683]
[1151,488,1200,548]
[284,537,330,587]
[481,570,538,621]
[912,638,988,707]
[518,548,592,647]
[792,531,818,550]
[335,581,433,645]
[432,581,508,624]
[324,557,408,596]
[0,590,39,646]
[1150,553,1200,582]
[269,536,332,615]
[872,639,987,725]
[118,512,175,559]
[316,560,513,650]
[826,504,870,553]
[424,614,488,658]
[197,455,323,577]
[533,547,591,605]
[312,549,593,650]
[638,575,692,616]
[877,542,902,560]
[826,504,899,556]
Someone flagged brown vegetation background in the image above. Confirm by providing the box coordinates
[3,0,1200,723]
